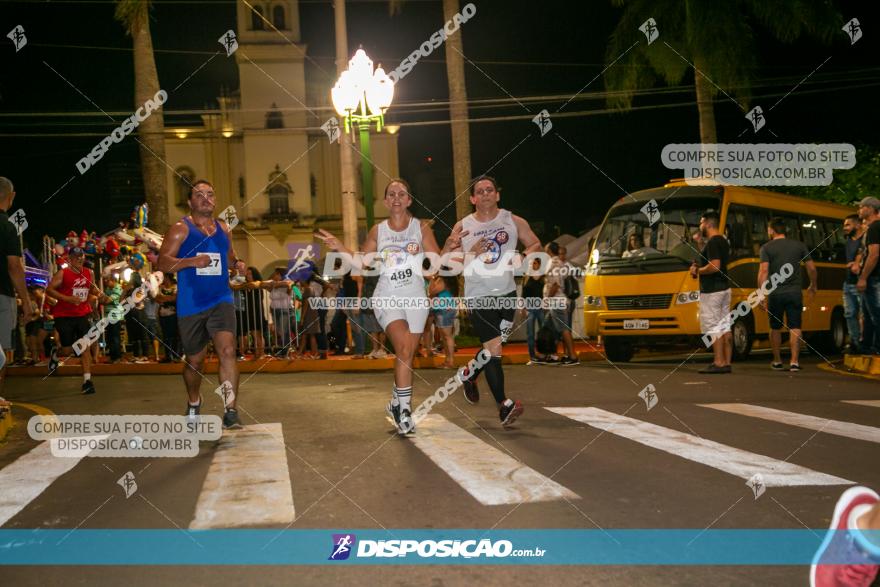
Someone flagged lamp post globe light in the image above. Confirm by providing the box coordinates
[331,48,394,230]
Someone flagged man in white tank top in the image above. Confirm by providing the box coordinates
[444,176,542,427]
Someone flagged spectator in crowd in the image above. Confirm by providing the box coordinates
[360,267,387,359]
[24,286,44,365]
[521,257,546,364]
[38,292,57,365]
[331,272,358,355]
[124,255,149,363]
[0,177,30,393]
[266,268,293,356]
[691,210,732,374]
[102,275,124,363]
[143,286,161,361]
[544,241,578,365]
[230,267,248,359]
[242,266,269,359]
[429,275,456,368]
[298,276,321,359]
[857,196,880,354]
[622,233,660,258]
[310,275,330,358]
[156,273,179,362]
[843,214,872,354]
[758,216,817,372]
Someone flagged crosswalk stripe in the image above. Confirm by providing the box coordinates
[699,403,880,444]
[406,415,579,506]
[0,441,89,527]
[189,423,294,529]
[842,400,880,408]
[546,407,852,487]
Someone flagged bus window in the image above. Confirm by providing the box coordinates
[726,205,752,260]
[748,207,771,254]
[823,218,846,262]
[799,216,823,256]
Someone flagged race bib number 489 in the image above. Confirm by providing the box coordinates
[196,252,222,276]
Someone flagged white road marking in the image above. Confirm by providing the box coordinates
[189,423,294,529]
[406,415,579,505]
[0,441,90,527]
[699,403,880,444]
[842,400,880,408]
[547,407,851,487]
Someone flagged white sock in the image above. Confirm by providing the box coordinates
[502,398,513,408]
[83,373,91,382]
[396,386,412,412]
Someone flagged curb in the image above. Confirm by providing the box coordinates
[843,353,880,376]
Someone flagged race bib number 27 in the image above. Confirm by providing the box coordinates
[196,252,222,276]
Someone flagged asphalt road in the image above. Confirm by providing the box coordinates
[1,352,879,586]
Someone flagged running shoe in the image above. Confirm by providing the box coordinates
[185,398,202,420]
[398,408,415,435]
[810,486,879,587]
[790,363,802,372]
[385,401,401,428]
[771,362,785,370]
[462,377,480,405]
[47,347,59,375]
[559,356,580,366]
[499,399,524,427]
[222,408,243,429]
[81,380,96,395]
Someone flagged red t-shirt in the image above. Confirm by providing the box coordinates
[53,267,94,318]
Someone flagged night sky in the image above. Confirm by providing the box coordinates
[2,0,878,254]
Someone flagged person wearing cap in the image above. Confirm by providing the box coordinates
[46,246,112,394]
[857,196,880,353]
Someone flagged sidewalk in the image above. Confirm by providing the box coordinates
[4,342,605,377]
[842,353,880,376]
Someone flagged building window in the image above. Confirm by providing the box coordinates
[266,102,284,129]
[268,185,289,215]
[251,5,265,30]
[175,166,195,209]
[272,5,286,29]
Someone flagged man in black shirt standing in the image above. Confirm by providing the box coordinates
[758,217,817,371]
[843,214,871,353]
[690,210,732,374]
[857,196,880,354]
[0,177,32,395]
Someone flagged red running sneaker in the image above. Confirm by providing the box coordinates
[811,486,880,587]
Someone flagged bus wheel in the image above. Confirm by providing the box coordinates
[603,337,635,363]
[818,308,846,355]
[731,316,754,361]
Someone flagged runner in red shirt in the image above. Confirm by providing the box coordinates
[46,247,110,394]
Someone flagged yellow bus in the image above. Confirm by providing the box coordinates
[583,179,853,362]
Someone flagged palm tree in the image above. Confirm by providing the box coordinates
[604,0,841,144]
[391,0,472,221]
[114,0,169,231]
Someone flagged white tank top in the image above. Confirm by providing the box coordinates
[461,209,518,297]
[374,216,426,297]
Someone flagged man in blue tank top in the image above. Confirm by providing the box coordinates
[158,179,247,429]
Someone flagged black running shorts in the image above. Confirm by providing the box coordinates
[178,303,236,356]
[469,292,517,344]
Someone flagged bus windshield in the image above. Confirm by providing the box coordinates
[594,196,722,264]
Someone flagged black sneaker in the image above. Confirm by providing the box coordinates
[81,380,96,395]
[698,364,727,374]
[559,356,580,366]
[222,408,242,429]
[398,408,415,435]
[48,348,59,375]
[458,366,480,404]
[385,401,401,428]
[789,363,802,372]
[771,362,785,371]
[185,400,201,420]
[499,400,524,427]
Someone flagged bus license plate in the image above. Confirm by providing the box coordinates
[623,319,650,330]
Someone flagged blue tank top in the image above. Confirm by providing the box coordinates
[176,217,233,317]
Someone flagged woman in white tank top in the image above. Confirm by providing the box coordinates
[317,179,442,435]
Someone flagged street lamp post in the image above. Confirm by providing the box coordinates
[331,49,394,230]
